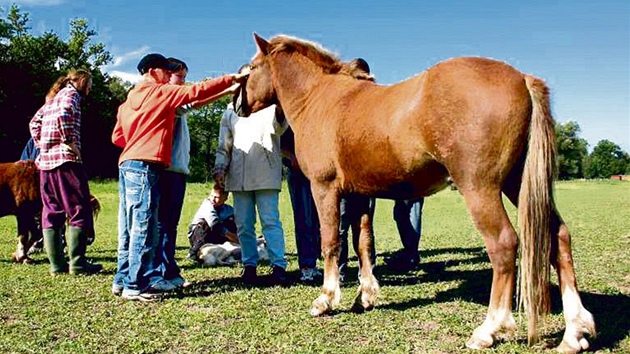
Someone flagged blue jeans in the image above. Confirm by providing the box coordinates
[233,189,286,269]
[393,198,424,260]
[113,160,163,295]
[287,169,320,269]
[156,171,186,281]
[338,195,376,275]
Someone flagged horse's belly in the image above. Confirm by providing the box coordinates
[348,161,450,199]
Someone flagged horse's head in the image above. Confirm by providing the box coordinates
[239,33,375,116]
[237,33,278,117]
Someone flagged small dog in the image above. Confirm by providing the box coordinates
[198,236,268,266]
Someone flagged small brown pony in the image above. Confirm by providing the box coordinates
[240,33,595,353]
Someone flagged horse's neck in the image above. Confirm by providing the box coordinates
[271,54,327,124]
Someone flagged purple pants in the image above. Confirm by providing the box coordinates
[40,162,92,230]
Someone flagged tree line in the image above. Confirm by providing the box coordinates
[0,6,628,181]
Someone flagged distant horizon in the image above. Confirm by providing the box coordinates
[1,0,628,152]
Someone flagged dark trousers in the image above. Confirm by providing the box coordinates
[40,162,92,230]
[338,195,376,274]
[188,219,237,256]
[287,168,321,269]
[156,171,186,280]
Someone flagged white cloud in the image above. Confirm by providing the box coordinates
[108,45,151,68]
[0,0,64,6]
[103,46,151,84]
[109,70,141,84]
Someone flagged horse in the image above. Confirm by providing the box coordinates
[0,160,101,263]
[238,33,596,353]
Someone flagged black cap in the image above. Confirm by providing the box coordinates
[137,53,178,74]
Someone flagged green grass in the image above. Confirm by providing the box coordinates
[1,180,628,353]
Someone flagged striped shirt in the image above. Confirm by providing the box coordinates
[29,84,83,171]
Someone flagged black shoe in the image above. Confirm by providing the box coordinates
[270,266,288,286]
[385,251,419,273]
[241,266,258,285]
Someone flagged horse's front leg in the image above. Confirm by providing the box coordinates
[310,185,341,316]
[351,211,380,313]
[12,214,34,264]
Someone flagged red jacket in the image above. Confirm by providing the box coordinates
[112,76,232,166]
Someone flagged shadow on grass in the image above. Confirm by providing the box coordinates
[371,245,629,352]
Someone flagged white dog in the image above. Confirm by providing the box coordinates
[198,236,268,266]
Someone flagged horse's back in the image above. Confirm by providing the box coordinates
[415,57,534,187]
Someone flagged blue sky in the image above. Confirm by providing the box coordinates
[2,0,628,152]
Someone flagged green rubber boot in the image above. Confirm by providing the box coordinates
[43,228,68,275]
[67,226,102,275]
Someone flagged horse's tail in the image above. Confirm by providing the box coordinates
[518,75,556,345]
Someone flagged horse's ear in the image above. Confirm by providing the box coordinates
[253,32,270,55]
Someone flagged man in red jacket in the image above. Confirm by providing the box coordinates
[112,53,248,301]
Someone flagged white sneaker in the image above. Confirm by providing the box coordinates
[300,268,322,283]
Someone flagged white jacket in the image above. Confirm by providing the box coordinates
[214,105,288,191]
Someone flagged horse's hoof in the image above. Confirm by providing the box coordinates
[310,296,332,317]
[21,257,34,264]
[350,293,374,313]
[465,333,493,350]
[556,337,589,354]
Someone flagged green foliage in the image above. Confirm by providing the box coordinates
[555,121,588,179]
[584,139,630,179]
[0,5,123,178]
[187,96,230,182]
[0,180,629,353]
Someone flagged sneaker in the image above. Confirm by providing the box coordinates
[300,267,322,283]
[112,284,123,297]
[120,291,159,302]
[241,266,258,285]
[270,266,288,286]
[169,277,191,289]
[385,251,419,273]
[150,279,177,292]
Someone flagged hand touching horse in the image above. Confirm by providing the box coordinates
[240,33,595,353]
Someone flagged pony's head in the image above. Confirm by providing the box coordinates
[240,33,372,116]
[238,33,278,116]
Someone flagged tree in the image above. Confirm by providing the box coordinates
[584,140,630,179]
[187,96,230,182]
[555,121,588,179]
[0,5,124,178]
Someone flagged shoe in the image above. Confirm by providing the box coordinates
[270,266,288,286]
[169,277,192,289]
[150,279,177,292]
[300,267,322,283]
[385,251,419,273]
[241,266,258,285]
[112,284,123,297]
[120,290,159,302]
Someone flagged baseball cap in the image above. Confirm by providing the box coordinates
[137,53,179,74]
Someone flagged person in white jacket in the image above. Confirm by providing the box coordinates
[213,101,288,286]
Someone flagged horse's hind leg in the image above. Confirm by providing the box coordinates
[460,187,518,349]
[503,180,595,353]
[350,211,380,313]
[551,211,595,353]
[310,185,342,316]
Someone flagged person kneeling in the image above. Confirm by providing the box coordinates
[186,187,238,262]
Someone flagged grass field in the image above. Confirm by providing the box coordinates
[1,180,628,353]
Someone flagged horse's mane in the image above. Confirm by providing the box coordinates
[268,35,372,81]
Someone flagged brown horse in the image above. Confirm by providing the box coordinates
[240,33,595,353]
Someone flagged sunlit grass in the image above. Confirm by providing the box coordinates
[0,180,628,353]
